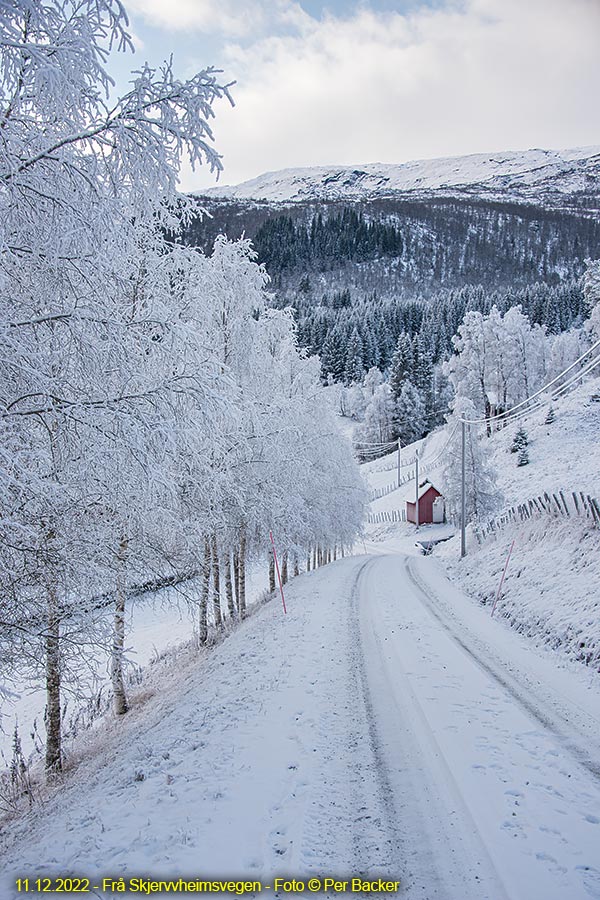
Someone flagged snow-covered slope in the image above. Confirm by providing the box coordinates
[361,374,600,670]
[204,147,600,206]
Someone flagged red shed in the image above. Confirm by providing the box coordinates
[406,480,445,525]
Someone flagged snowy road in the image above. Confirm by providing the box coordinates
[356,554,600,899]
[1,554,599,899]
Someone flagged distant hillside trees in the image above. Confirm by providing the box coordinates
[290,279,584,394]
[253,208,403,273]
[583,257,600,338]
[193,199,600,296]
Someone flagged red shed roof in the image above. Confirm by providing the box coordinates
[414,480,442,500]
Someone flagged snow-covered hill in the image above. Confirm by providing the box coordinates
[204,146,600,208]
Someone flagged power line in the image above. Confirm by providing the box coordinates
[455,340,600,558]
[466,352,600,432]
[459,338,600,426]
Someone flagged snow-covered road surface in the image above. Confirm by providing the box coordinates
[1,555,599,900]
[357,555,600,899]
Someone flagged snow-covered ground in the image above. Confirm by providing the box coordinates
[436,374,600,671]
[360,373,600,672]
[483,374,600,507]
[440,517,600,670]
[1,380,598,900]
[2,554,599,900]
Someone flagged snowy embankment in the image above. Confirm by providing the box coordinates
[438,374,600,670]
[440,518,600,669]
[361,374,600,671]
[0,562,269,764]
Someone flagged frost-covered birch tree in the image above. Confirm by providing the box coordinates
[441,399,502,524]
[0,0,232,772]
[446,305,549,431]
[0,0,367,779]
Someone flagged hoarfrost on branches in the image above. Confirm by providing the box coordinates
[0,1,366,776]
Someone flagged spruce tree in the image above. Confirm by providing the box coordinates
[344,328,364,385]
[414,333,435,420]
[393,381,426,445]
[510,426,528,453]
[517,446,529,466]
[320,328,346,382]
[389,332,413,399]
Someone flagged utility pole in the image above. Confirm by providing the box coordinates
[397,438,401,488]
[415,449,420,529]
[461,420,466,558]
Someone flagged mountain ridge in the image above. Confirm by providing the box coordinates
[199,146,600,210]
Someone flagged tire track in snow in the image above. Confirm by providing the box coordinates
[348,557,406,883]
[405,557,600,782]
[353,556,510,900]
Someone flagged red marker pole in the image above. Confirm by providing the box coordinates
[269,531,287,614]
[491,539,515,617]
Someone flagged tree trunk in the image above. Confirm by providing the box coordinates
[111,535,129,716]
[269,554,276,593]
[293,555,299,577]
[233,547,240,609]
[199,536,211,644]
[211,533,222,628]
[239,525,247,619]
[333,545,337,561]
[224,552,235,619]
[307,550,311,572]
[484,396,492,437]
[313,546,317,569]
[281,552,288,585]
[45,585,62,774]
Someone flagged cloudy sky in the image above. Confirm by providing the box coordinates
[112,0,600,191]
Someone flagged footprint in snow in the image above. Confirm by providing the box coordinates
[539,824,567,843]
[576,865,600,899]
[534,851,567,875]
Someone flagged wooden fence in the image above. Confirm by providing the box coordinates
[475,490,600,543]
[369,470,415,502]
[368,508,408,525]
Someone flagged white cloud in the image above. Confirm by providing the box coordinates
[126,0,308,37]
[171,0,600,190]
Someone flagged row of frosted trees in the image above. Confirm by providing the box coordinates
[0,1,366,776]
